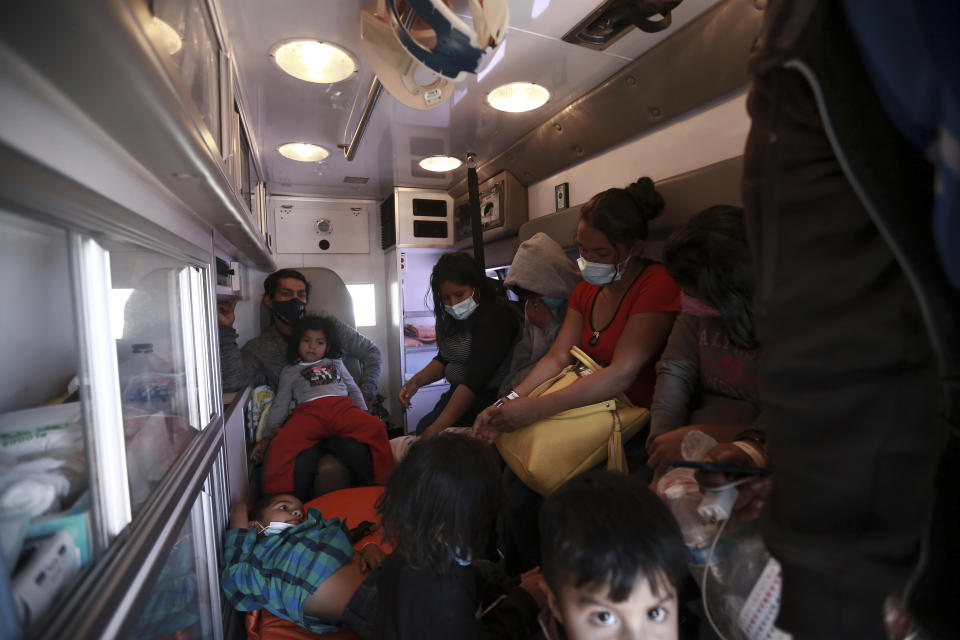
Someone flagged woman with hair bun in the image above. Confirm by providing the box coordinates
[475,176,680,437]
[474,177,681,573]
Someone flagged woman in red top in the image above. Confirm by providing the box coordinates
[475,176,680,439]
[474,177,681,574]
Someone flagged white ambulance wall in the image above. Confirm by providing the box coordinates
[526,89,750,219]
[0,215,76,412]
[0,52,213,252]
[233,267,267,348]
[1,47,220,407]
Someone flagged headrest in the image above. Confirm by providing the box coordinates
[260,267,356,332]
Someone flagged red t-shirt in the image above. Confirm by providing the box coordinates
[568,263,681,407]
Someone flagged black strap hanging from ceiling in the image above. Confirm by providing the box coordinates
[466,153,485,271]
[630,0,682,32]
[617,0,683,34]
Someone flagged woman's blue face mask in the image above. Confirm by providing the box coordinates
[577,256,626,285]
[445,293,479,320]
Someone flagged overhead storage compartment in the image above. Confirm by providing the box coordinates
[380,187,454,249]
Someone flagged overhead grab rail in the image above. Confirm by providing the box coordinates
[343,6,414,161]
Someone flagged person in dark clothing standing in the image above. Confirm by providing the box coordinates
[739,2,959,638]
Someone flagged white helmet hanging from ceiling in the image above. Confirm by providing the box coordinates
[360,0,508,110]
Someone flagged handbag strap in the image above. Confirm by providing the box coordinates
[606,411,628,475]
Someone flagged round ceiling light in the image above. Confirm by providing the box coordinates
[152,17,182,55]
[273,40,357,83]
[486,82,550,113]
[419,156,462,172]
[278,143,329,162]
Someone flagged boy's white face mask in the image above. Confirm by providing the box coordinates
[257,521,295,536]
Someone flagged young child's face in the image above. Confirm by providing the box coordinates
[258,494,305,526]
[298,328,327,361]
[548,572,678,640]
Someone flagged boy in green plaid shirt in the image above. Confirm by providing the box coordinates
[222,494,385,638]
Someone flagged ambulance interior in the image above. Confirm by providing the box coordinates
[0,0,764,637]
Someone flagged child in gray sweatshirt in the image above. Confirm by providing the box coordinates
[257,315,394,496]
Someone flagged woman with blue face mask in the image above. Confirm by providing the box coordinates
[473,176,681,574]
[476,177,680,438]
[399,252,520,439]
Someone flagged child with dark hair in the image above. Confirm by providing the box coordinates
[257,315,394,499]
[539,470,688,640]
[375,433,538,639]
[222,493,385,638]
[646,206,764,475]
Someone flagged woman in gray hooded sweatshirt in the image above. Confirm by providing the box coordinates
[499,232,582,396]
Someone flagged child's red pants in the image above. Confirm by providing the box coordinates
[264,396,394,493]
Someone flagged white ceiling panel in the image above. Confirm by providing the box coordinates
[218,0,724,200]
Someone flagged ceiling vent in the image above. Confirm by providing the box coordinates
[563,0,683,51]
[343,176,370,184]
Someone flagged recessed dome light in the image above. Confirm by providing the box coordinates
[152,17,182,55]
[419,156,462,172]
[486,82,550,113]
[278,143,329,162]
[272,40,357,83]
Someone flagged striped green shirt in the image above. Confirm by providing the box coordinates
[221,507,355,633]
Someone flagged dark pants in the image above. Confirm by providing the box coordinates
[415,385,499,435]
[265,396,392,497]
[292,437,373,502]
[339,565,380,640]
[742,62,941,639]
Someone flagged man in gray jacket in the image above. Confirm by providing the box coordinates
[219,269,383,490]
[218,268,382,407]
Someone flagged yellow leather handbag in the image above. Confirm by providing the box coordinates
[495,346,649,495]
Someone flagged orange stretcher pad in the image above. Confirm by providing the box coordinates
[244,486,391,640]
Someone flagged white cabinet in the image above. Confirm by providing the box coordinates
[275,200,371,254]
[384,246,450,432]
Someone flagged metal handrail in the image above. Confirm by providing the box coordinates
[34,417,225,640]
[344,77,384,161]
[343,5,414,161]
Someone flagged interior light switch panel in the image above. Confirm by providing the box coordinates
[555,182,569,212]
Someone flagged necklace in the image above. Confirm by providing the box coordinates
[587,264,646,346]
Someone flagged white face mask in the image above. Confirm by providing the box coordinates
[256,521,295,536]
[453,547,473,567]
[444,292,479,320]
[577,256,626,286]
